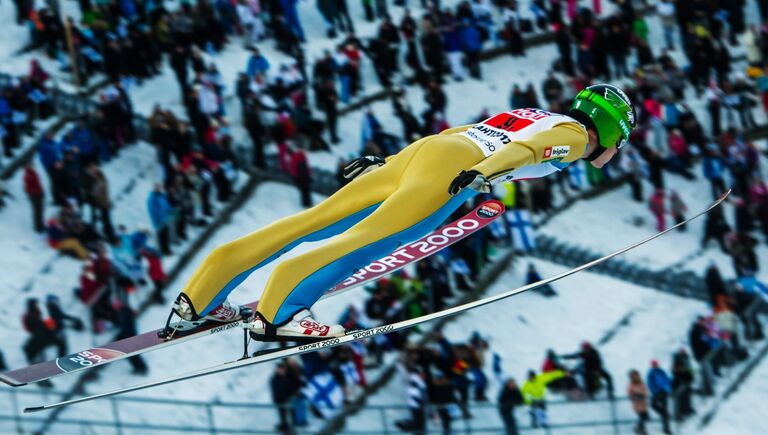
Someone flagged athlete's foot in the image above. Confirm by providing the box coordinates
[247,309,345,342]
[159,295,253,339]
[172,295,250,323]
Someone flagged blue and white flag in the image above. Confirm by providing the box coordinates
[302,372,345,419]
[567,160,586,190]
[340,361,361,386]
[489,219,506,239]
[505,209,535,251]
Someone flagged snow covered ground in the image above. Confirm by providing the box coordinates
[699,352,768,435]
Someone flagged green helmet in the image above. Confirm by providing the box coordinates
[570,84,636,149]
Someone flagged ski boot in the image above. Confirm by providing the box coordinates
[157,294,254,340]
[245,309,346,343]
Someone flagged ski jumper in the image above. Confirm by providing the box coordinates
[180,109,588,325]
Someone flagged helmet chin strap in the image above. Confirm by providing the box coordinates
[583,144,608,162]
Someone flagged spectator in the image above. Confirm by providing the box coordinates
[316,79,340,144]
[44,294,84,357]
[521,369,565,429]
[114,298,148,374]
[627,369,650,435]
[21,298,56,364]
[86,163,115,240]
[271,361,303,432]
[395,365,427,434]
[498,378,524,435]
[649,188,666,232]
[561,342,613,399]
[646,360,672,435]
[670,348,695,420]
[147,183,175,255]
[526,263,556,296]
[702,206,731,252]
[290,147,312,208]
[669,190,688,230]
[23,163,45,233]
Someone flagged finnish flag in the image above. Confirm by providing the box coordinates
[340,361,361,386]
[505,209,535,251]
[302,372,345,419]
[567,160,586,190]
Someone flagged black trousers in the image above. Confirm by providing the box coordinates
[29,194,45,232]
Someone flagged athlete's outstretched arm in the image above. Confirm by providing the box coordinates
[470,122,588,181]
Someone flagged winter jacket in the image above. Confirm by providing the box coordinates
[627,382,649,413]
[23,167,44,197]
[521,370,565,403]
[649,191,665,215]
[498,385,524,411]
[646,367,671,395]
[37,137,62,169]
[147,191,174,229]
[702,156,725,180]
[246,54,270,77]
[458,23,482,52]
[71,126,96,157]
[89,174,111,209]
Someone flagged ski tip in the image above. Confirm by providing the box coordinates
[24,406,45,413]
[719,189,732,201]
[0,373,26,387]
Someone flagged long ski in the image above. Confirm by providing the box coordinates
[23,190,730,412]
[1,200,505,387]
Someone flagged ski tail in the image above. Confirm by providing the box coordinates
[23,191,730,413]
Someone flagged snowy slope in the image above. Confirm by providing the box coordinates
[699,353,768,435]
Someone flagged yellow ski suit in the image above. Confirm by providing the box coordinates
[180,109,588,325]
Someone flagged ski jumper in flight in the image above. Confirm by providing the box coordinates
[166,84,636,341]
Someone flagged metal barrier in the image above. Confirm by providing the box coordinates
[0,388,675,435]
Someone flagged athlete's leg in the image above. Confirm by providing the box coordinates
[181,165,396,317]
[257,136,482,325]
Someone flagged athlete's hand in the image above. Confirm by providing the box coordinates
[343,155,386,179]
[448,170,491,196]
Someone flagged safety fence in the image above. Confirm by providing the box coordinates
[0,388,668,435]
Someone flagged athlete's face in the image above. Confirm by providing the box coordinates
[585,129,619,168]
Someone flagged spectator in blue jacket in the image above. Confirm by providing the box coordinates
[702,145,726,199]
[458,19,483,79]
[37,131,62,172]
[443,20,464,81]
[246,47,270,78]
[147,183,175,255]
[70,121,98,164]
[279,0,305,41]
[646,360,672,434]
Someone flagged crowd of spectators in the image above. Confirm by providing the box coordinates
[3,0,768,432]
[0,60,56,166]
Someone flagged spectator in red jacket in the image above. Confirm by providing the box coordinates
[142,246,167,304]
[290,147,312,207]
[649,188,667,232]
[23,163,45,233]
